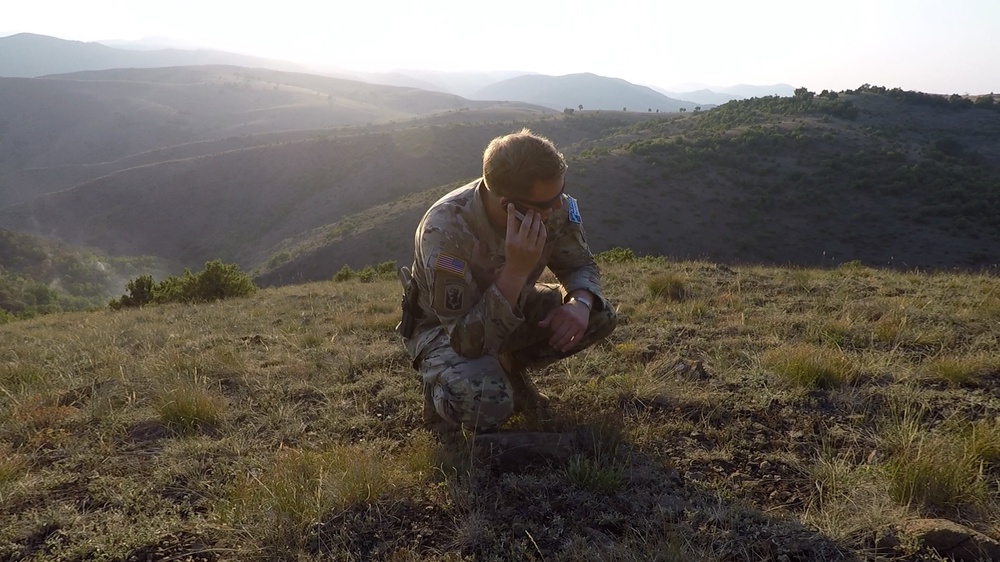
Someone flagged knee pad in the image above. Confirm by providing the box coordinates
[432,371,513,431]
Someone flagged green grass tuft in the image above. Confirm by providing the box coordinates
[646,273,687,302]
[763,343,854,389]
[156,385,226,435]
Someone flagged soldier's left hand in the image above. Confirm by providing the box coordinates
[538,300,590,352]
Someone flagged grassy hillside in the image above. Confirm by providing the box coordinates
[2,256,999,560]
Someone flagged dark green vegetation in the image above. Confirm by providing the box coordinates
[612,87,1000,237]
[2,256,999,560]
[109,260,256,309]
[0,228,166,320]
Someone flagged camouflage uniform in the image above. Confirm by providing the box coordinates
[402,178,617,431]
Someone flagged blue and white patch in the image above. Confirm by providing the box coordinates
[567,196,582,224]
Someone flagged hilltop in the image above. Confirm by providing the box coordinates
[1,255,999,560]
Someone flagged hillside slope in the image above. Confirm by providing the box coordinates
[254,90,1000,283]
[2,111,617,270]
[0,65,492,205]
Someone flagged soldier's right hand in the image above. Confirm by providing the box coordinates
[504,204,546,278]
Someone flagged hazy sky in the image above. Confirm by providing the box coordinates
[4,0,998,94]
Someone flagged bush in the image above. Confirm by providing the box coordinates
[110,260,256,309]
[357,265,377,282]
[334,262,397,283]
[333,265,353,282]
[596,247,638,264]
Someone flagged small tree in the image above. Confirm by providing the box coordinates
[794,87,815,101]
[578,104,583,111]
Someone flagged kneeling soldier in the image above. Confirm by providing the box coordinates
[398,129,617,432]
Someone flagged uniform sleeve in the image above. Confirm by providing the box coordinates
[418,216,523,359]
[546,196,605,306]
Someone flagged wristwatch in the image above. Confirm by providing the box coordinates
[567,295,592,310]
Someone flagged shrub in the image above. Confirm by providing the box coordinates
[333,264,353,282]
[110,260,256,309]
[596,247,637,264]
[191,260,257,302]
[357,265,377,282]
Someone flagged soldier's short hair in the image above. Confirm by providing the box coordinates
[482,128,567,198]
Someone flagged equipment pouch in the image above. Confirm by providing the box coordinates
[396,266,421,338]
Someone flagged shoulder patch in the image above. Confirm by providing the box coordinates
[567,196,582,224]
[434,252,467,277]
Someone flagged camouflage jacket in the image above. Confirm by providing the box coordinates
[403,178,604,362]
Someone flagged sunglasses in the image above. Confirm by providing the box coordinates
[503,182,566,214]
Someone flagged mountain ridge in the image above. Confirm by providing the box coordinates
[472,72,708,112]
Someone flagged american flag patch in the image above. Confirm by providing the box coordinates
[435,253,467,277]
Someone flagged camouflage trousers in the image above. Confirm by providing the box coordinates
[418,283,617,431]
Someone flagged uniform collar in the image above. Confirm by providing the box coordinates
[471,178,507,255]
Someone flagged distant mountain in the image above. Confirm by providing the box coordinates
[328,69,533,98]
[653,84,796,106]
[0,33,310,77]
[471,73,705,112]
[719,84,795,98]
[97,36,210,51]
[656,89,741,106]
[393,70,535,98]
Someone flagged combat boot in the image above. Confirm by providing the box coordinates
[499,353,550,413]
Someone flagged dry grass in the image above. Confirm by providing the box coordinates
[1,260,999,560]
